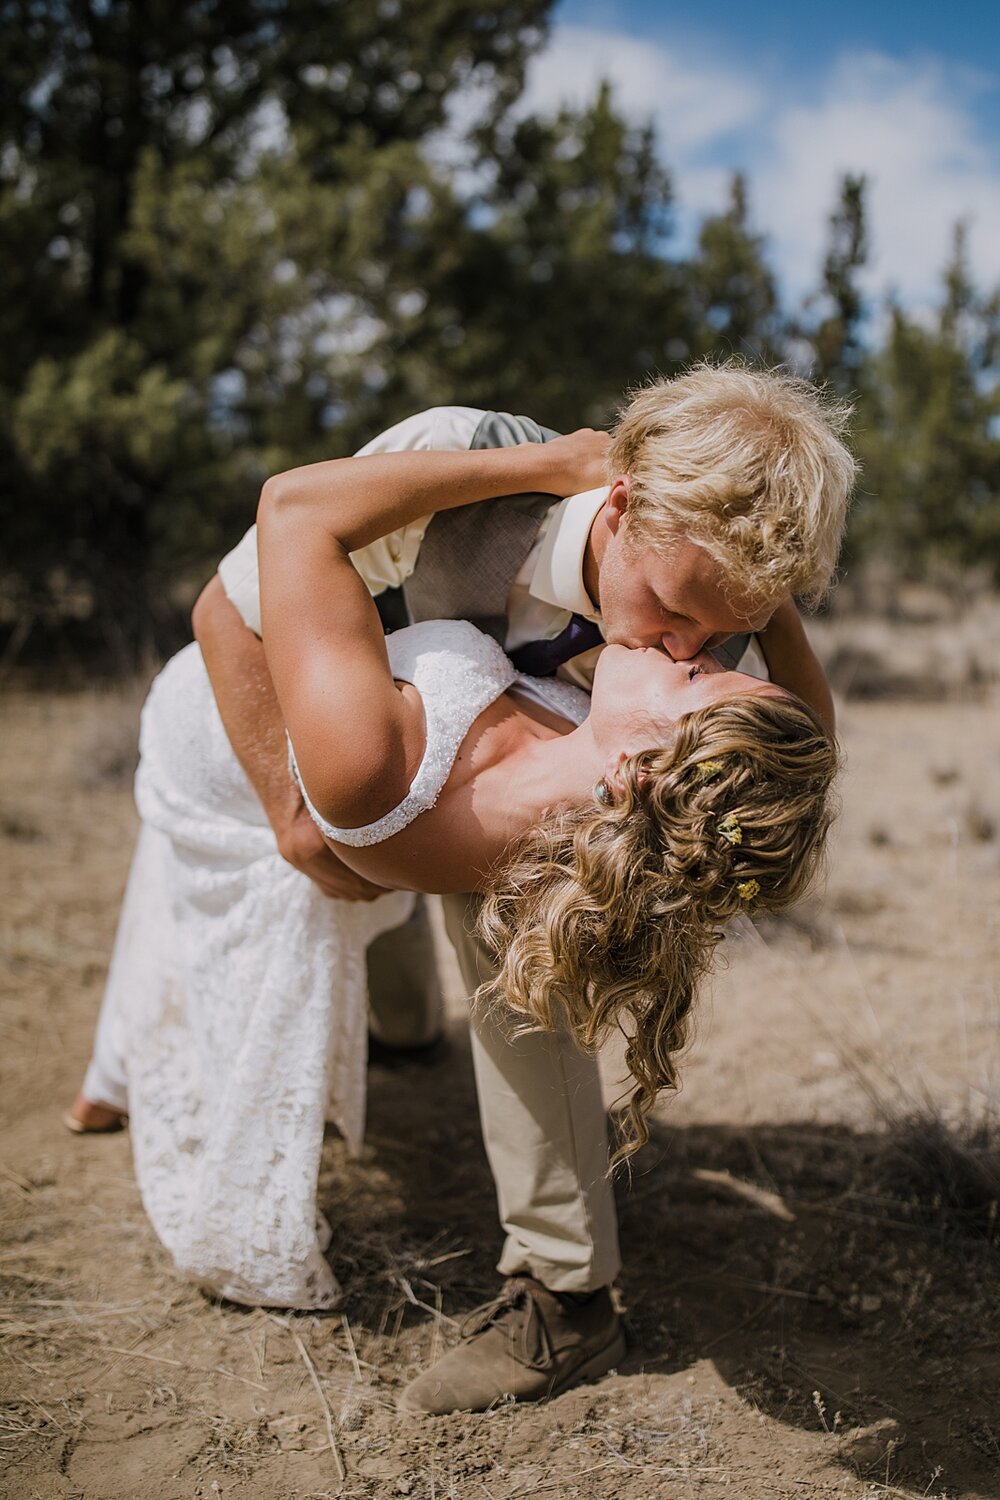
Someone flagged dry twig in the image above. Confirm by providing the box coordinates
[272,1317,346,1485]
[340,1314,363,1383]
[692,1167,796,1222]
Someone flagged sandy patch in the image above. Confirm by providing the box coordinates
[2,605,998,1499]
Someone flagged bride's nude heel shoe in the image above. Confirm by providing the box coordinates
[63,1095,128,1134]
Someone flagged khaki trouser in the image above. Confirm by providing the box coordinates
[366,897,444,1048]
[438,893,621,1293]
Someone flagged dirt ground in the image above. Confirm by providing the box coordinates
[2,589,999,1500]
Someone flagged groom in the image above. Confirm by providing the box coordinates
[193,365,854,1413]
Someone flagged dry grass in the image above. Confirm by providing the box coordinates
[3,592,1000,1499]
[72,672,152,789]
[200,1414,277,1472]
[871,1105,1000,1243]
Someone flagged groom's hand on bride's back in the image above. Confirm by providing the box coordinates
[277,801,392,901]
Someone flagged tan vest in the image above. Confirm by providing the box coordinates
[401,411,559,643]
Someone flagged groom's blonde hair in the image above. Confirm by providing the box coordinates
[607,361,857,607]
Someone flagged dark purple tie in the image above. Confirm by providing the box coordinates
[508,613,604,677]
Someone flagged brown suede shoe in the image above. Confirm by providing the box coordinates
[398,1276,626,1415]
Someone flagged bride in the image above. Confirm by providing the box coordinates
[71,433,838,1309]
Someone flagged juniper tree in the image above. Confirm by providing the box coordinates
[689,172,782,367]
[0,0,550,655]
[853,225,1000,580]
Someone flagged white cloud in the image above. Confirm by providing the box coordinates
[522,23,762,153]
[524,25,1000,309]
[757,52,1000,307]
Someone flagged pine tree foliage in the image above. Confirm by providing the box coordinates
[1,4,998,657]
[797,173,869,396]
[854,225,1000,578]
[689,173,782,366]
[0,0,550,653]
[393,81,691,432]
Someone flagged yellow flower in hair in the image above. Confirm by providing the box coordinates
[737,878,760,903]
[696,759,724,783]
[718,813,743,846]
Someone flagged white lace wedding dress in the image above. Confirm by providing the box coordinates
[88,620,589,1309]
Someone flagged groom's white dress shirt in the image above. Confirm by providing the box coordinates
[217,405,609,691]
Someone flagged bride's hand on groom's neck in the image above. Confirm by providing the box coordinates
[535,428,612,498]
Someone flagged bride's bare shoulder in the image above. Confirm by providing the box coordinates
[293,678,427,832]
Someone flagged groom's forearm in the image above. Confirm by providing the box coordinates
[193,576,300,822]
[755,597,836,735]
[191,575,391,900]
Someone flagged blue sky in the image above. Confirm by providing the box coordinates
[523,1,1000,309]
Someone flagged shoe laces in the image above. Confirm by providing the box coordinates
[459,1279,555,1372]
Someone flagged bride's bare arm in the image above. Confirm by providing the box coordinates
[258,434,609,830]
[259,429,609,551]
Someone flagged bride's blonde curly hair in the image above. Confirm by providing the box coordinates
[477,692,839,1164]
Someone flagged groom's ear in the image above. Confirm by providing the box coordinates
[605,476,630,534]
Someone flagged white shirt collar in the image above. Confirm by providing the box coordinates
[528,486,608,621]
